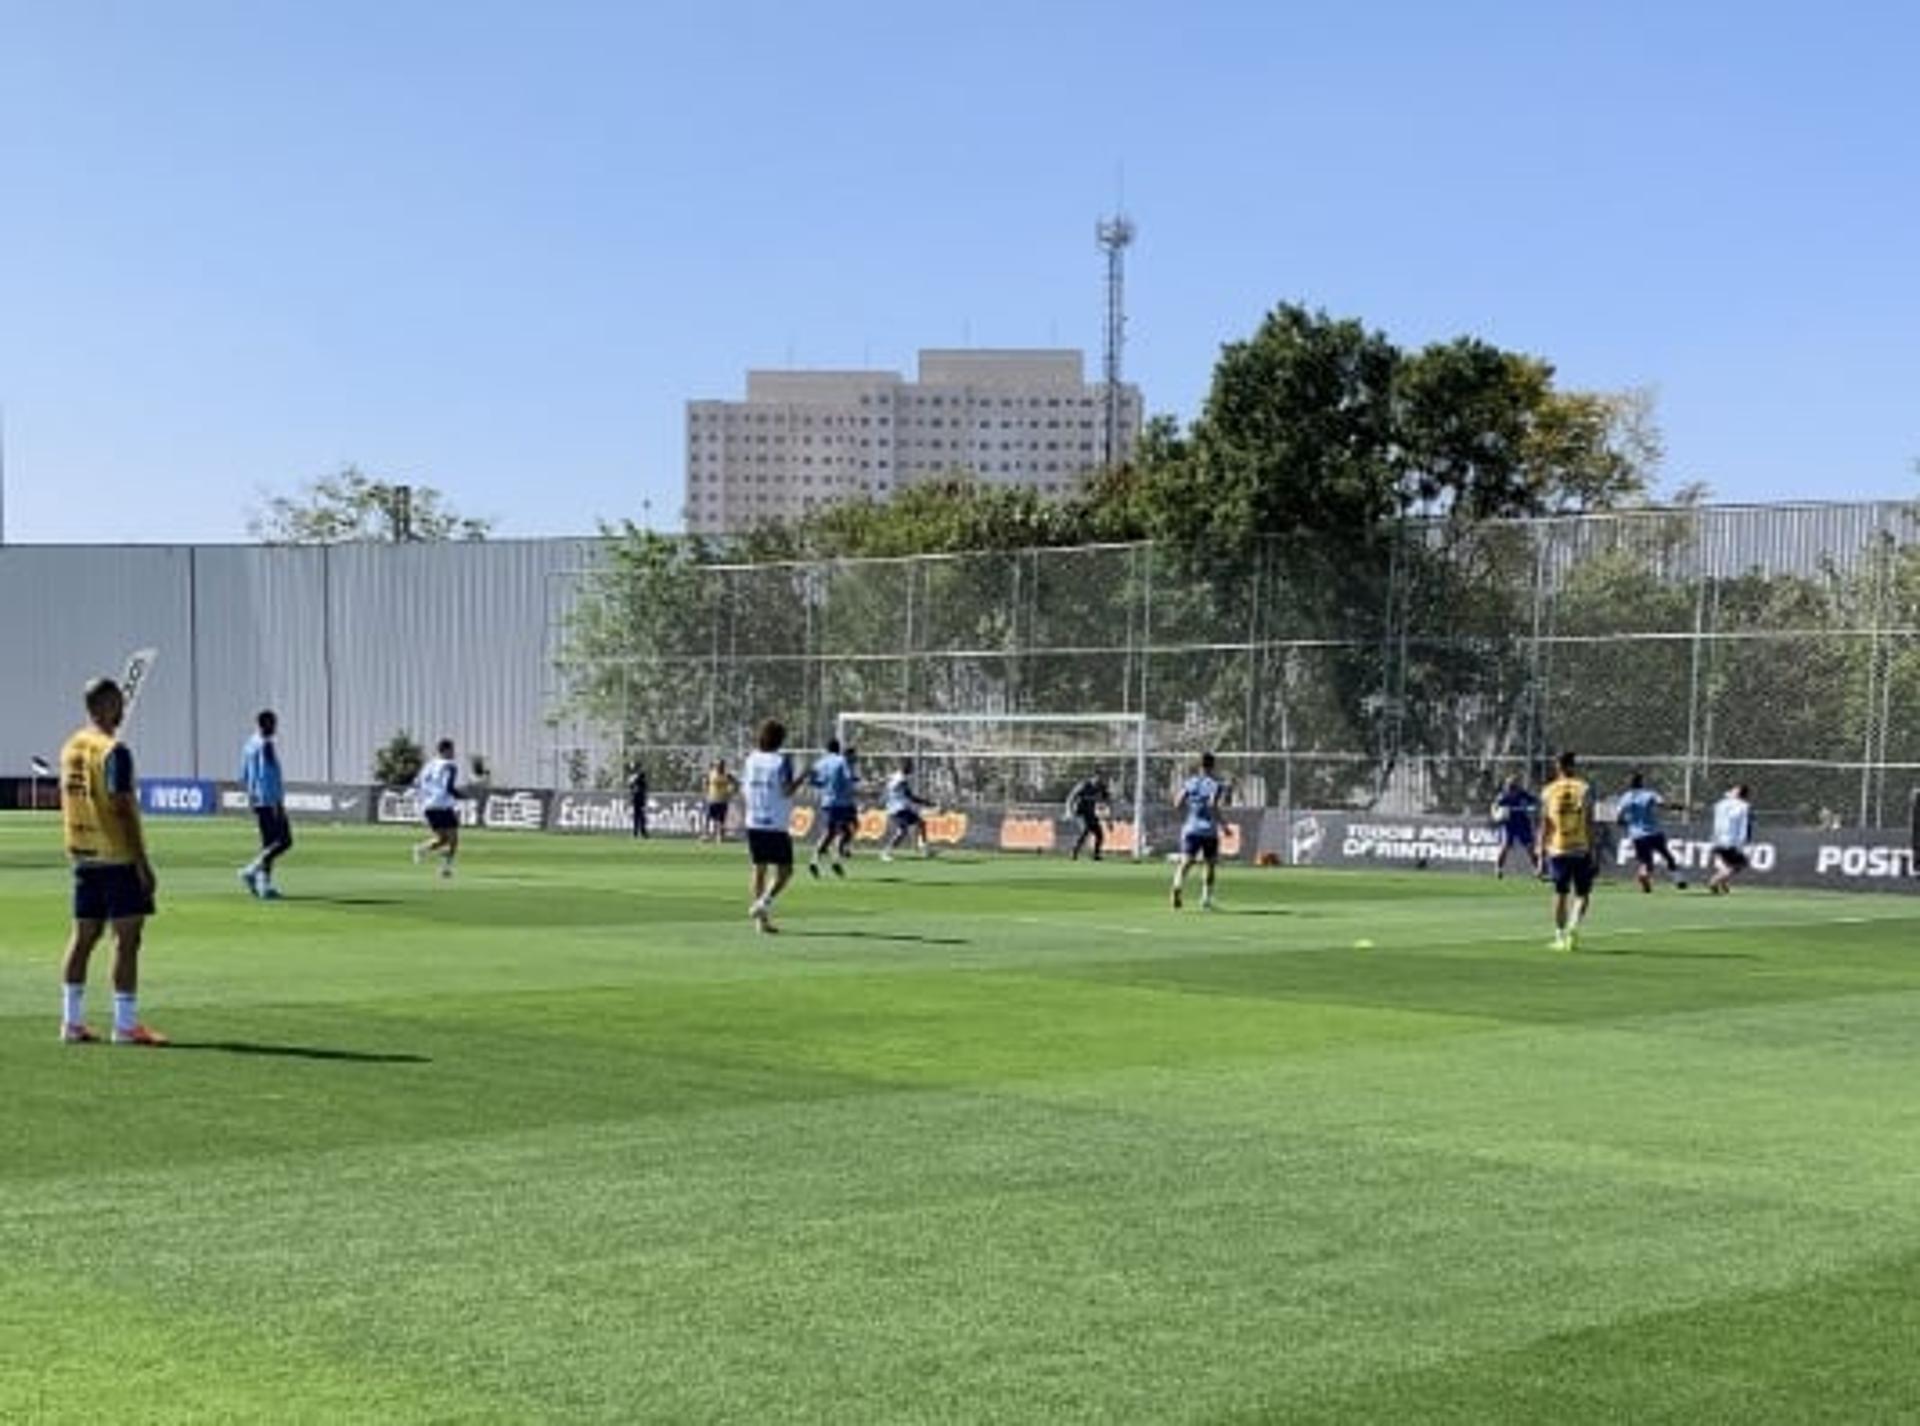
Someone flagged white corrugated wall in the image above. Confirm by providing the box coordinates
[0,539,600,785]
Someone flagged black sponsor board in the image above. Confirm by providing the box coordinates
[372,786,551,832]
[217,782,376,823]
[2,779,61,811]
[1275,811,1917,893]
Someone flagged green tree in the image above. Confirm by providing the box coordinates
[249,465,493,544]
[373,730,425,787]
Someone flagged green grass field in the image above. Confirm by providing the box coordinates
[5,814,1920,1423]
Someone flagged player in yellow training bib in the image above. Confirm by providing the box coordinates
[1539,750,1596,952]
[58,677,168,1046]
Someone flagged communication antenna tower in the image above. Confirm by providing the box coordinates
[1096,211,1135,470]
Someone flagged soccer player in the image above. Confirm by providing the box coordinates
[1617,769,1685,893]
[1490,774,1539,880]
[1539,750,1596,951]
[627,761,649,839]
[1170,752,1226,910]
[1065,770,1111,861]
[57,677,167,1046]
[880,758,934,862]
[237,709,292,898]
[1708,784,1755,895]
[411,738,463,877]
[703,759,738,843]
[807,738,859,879]
[744,719,807,933]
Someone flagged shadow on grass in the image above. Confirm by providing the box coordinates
[786,929,972,947]
[170,1041,432,1064]
[281,895,407,907]
[1587,946,1761,962]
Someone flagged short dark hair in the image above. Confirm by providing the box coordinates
[1734,783,1750,798]
[756,719,786,752]
[1557,750,1579,774]
[257,709,277,732]
[1628,769,1645,789]
[824,737,841,754]
[1200,751,1216,773]
[899,757,914,774]
[83,677,122,716]
[437,738,455,757]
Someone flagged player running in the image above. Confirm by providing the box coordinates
[237,709,293,899]
[744,719,807,933]
[1170,752,1226,911]
[807,738,859,879]
[1708,784,1755,894]
[703,759,738,843]
[880,759,935,862]
[411,738,464,877]
[1490,774,1540,880]
[1616,770,1685,893]
[1065,770,1111,862]
[1540,751,1596,951]
[58,677,167,1046]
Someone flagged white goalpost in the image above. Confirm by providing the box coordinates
[833,710,1152,858]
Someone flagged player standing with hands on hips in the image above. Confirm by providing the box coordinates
[58,677,167,1046]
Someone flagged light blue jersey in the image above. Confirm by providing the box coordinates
[1617,788,1664,840]
[811,753,857,810]
[239,733,284,807]
[1181,775,1222,837]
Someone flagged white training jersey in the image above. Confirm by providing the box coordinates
[416,757,459,812]
[885,772,917,814]
[1713,796,1752,848]
[744,750,794,831]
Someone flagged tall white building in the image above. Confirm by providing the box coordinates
[683,350,1142,534]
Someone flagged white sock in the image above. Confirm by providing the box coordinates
[63,984,84,1025]
[113,992,137,1035]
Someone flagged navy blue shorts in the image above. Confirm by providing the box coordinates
[1182,831,1221,862]
[1631,833,1670,867]
[706,801,730,825]
[73,864,154,921]
[1548,853,1596,896]
[424,807,459,833]
[1714,845,1750,871]
[255,805,294,851]
[747,829,794,866]
[891,809,923,831]
[1502,821,1534,847]
[823,807,858,835]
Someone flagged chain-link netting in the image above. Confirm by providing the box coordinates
[549,503,1920,825]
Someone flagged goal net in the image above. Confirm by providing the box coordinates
[834,710,1150,857]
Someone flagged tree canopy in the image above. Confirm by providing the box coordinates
[249,466,494,544]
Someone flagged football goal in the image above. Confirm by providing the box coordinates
[833,710,1151,857]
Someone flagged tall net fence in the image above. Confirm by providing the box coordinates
[546,502,1920,825]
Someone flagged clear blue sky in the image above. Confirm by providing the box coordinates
[2,0,1915,542]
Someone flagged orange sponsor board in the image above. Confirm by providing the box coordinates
[924,810,969,845]
[788,807,815,838]
[1000,815,1057,852]
[1103,819,1138,855]
[847,807,969,845]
